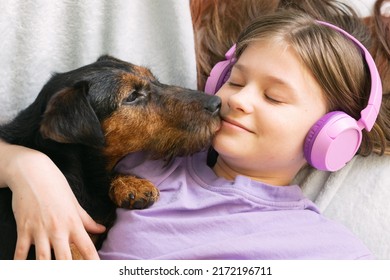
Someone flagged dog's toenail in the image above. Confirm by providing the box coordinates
[121,200,131,209]
[145,200,155,208]
[132,200,146,209]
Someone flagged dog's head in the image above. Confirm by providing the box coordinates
[38,55,221,168]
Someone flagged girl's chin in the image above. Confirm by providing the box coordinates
[212,137,243,157]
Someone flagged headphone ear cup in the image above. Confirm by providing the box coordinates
[204,59,234,95]
[304,111,363,171]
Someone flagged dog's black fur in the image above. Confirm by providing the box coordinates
[0,55,221,259]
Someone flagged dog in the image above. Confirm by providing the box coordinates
[0,55,221,259]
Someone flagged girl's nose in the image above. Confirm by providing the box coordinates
[226,87,254,113]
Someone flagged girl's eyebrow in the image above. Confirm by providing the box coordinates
[233,63,298,95]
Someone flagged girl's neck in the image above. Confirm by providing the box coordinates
[212,156,294,186]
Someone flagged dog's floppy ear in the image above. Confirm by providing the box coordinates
[40,82,105,147]
[97,55,124,64]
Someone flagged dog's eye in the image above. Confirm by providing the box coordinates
[123,90,146,105]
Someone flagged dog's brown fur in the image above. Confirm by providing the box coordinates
[0,55,221,259]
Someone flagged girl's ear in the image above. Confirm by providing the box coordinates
[40,82,105,148]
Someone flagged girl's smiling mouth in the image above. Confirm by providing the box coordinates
[221,117,254,133]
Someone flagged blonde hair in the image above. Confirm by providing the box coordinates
[235,10,387,156]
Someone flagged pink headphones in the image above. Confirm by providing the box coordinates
[204,21,382,172]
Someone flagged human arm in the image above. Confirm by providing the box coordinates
[0,140,105,259]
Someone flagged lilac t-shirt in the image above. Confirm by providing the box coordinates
[98,151,373,260]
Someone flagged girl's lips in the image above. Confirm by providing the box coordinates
[221,117,254,133]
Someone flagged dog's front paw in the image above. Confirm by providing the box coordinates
[109,174,159,209]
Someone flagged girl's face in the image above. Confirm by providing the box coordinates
[212,40,327,186]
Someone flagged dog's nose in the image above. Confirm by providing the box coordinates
[205,96,221,113]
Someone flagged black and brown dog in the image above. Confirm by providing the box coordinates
[0,55,221,259]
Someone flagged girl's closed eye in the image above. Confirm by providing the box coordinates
[227,80,244,87]
[264,93,283,104]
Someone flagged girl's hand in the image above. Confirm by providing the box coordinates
[1,143,106,259]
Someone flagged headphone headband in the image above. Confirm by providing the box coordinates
[316,20,382,131]
[204,45,236,95]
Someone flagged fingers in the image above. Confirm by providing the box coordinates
[51,237,73,260]
[71,234,100,260]
[14,231,73,260]
[39,222,100,260]
[14,234,32,260]
[15,231,98,260]
[14,213,101,260]
[78,245,100,260]
[34,237,53,260]
[72,208,103,259]
[78,205,106,234]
